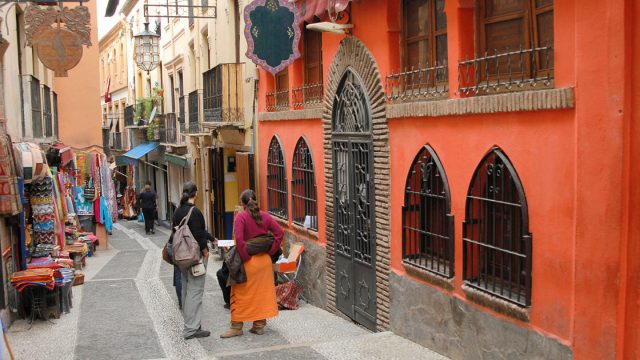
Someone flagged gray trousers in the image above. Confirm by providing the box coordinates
[180,261,207,337]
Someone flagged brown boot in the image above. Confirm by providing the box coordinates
[249,319,266,335]
[219,321,243,338]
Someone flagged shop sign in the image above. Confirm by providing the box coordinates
[244,0,301,75]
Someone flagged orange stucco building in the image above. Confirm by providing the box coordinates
[255,0,639,359]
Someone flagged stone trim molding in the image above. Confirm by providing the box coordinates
[322,36,391,331]
[259,108,324,121]
[461,284,530,322]
[387,87,574,119]
[403,263,455,292]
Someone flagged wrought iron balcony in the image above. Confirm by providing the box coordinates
[457,45,553,96]
[110,132,123,150]
[203,63,245,123]
[386,63,449,103]
[124,105,135,127]
[292,83,323,109]
[266,89,289,112]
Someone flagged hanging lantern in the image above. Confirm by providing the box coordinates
[133,22,160,73]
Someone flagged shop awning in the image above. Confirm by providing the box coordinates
[123,142,160,160]
[114,156,131,166]
[164,153,189,168]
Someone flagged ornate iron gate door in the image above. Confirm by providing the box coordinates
[332,70,377,331]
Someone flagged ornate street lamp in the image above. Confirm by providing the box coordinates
[133,22,160,74]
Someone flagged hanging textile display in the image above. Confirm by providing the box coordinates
[122,164,137,219]
[30,176,57,245]
[244,0,302,75]
[13,143,48,183]
[0,131,22,215]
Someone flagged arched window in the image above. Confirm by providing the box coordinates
[267,136,288,219]
[463,147,532,307]
[402,145,453,278]
[291,137,317,230]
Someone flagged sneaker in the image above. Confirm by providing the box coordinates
[151,230,155,234]
[185,330,211,340]
[223,303,230,309]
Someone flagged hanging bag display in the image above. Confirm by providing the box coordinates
[84,177,95,202]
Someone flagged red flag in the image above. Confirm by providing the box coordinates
[105,76,112,103]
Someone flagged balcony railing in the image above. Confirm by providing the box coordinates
[266,89,289,112]
[110,132,123,150]
[162,113,179,144]
[181,120,202,135]
[203,63,244,123]
[386,63,449,103]
[124,105,135,127]
[292,83,323,109]
[457,45,553,95]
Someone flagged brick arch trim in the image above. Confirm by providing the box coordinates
[322,36,390,331]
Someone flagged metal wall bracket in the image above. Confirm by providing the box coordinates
[144,2,216,20]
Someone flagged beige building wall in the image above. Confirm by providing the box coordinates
[54,0,102,149]
[1,5,57,142]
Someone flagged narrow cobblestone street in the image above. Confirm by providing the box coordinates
[6,220,448,360]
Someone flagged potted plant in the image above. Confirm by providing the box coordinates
[153,82,164,97]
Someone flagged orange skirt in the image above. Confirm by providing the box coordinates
[230,253,278,322]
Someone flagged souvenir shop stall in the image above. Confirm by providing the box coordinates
[115,163,137,220]
[3,142,117,323]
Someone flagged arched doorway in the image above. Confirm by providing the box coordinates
[332,69,377,330]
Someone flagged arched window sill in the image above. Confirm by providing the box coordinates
[461,283,530,323]
[290,222,319,240]
[403,261,454,291]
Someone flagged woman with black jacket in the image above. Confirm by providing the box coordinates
[170,182,214,340]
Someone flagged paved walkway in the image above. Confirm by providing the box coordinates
[7,220,448,360]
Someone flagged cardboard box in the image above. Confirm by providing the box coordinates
[274,243,304,273]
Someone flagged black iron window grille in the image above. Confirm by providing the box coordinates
[30,76,42,138]
[111,132,123,150]
[188,0,194,25]
[187,90,199,133]
[463,147,532,307]
[52,92,59,138]
[178,95,185,124]
[291,137,317,230]
[402,145,453,278]
[42,85,53,137]
[292,83,323,109]
[203,64,244,123]
[124,105,135,127]
[267,135,288,219]
[457,45,553,95]
[165,113,178,143]
[386,63,449,102]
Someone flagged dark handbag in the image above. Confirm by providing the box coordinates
[162,241,173,264]
[276,280,304,310]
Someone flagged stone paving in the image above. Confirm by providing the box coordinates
[7,220,449,360]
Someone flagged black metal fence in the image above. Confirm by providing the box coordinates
[386,63,449,102]
[178,96,185,124]
[291,137,317,230]
[203,64,244,123]
[124,105,135,127]
[402,145,454,278]
[266,89,289,112]
[463,148,532,307]
[267,136,288,219]
[111,132,123,150]
[292,83,323,109]
[42,85,53,137]
[458,45,553,95]
[30,76,42,138]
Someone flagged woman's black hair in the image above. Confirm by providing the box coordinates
[180,181,198,205]
[240,189,261,225]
